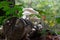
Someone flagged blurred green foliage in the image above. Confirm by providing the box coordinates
[57,32,60,35]
[0,1,23,25]
[56,17,60,23]
[15,0,60,23]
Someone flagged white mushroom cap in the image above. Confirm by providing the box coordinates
[22,8,39,15]
[0,25,3,30]
[38,24,43,29]
[23,8,33,11]
[22,11,32,15]
[32,28,36,31]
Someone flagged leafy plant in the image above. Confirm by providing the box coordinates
[0,1,23,26]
